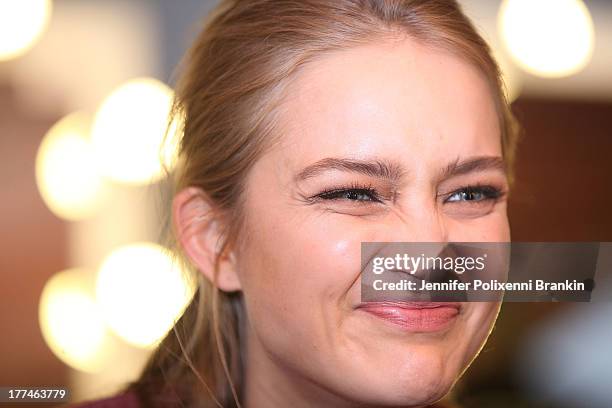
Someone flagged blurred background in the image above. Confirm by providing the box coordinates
[0,0,610,407]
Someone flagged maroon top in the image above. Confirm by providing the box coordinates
[71,392,140,408]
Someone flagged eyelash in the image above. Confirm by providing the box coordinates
[312,182,384,204]
[442,185,504,203]
[310,183,504,204]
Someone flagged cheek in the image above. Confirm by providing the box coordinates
[463,302,500,354]
[447,204,510,242]
[432,302,500,384]
[237,206,364,337]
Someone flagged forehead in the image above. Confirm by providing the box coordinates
[273,37,501,167]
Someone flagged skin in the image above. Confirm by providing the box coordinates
[175,36,510,407]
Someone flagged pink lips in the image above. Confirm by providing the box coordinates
[357,301,461,332]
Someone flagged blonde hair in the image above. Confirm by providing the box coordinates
[130,1,520,406]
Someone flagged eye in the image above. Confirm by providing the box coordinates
[314,185,382,203]
[444,185,502,203]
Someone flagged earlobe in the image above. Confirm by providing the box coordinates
[172,187,242,292]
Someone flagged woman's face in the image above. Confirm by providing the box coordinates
[236,38,509,407]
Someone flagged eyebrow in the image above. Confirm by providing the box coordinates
[294,155,506,183]
[294,157,406,183]
[440,156,506,180]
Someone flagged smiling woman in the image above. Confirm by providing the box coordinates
[79,1,520,407]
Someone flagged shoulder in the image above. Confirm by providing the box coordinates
[70,391,140,408]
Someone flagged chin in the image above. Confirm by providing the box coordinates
[390,352,460,404]
[346,375,454,408]
[330,344,463,407]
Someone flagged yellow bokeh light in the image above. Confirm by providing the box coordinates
[95,242,195,348]
[498,0,595,78]
[0,0,52,61]
[90,78,181,185]
[39,269,111,373]
[35,112,107,221]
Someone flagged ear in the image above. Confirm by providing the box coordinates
[172,186,242,292]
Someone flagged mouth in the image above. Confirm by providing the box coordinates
[355,301,461,333]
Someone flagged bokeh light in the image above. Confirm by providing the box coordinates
[35,112,106,221]
[90,78,180,185]
[39,269,110,373]
[498,0,595,78]
[0,0,52,61]
[95,242,195,348]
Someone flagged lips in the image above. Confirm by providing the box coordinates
[356,301,461,332]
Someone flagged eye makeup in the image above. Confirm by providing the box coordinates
[300,179,506,220]
[296,181,395,217]
[440,184,505,204]
[439,183,507,218]
[311,182,386,204]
